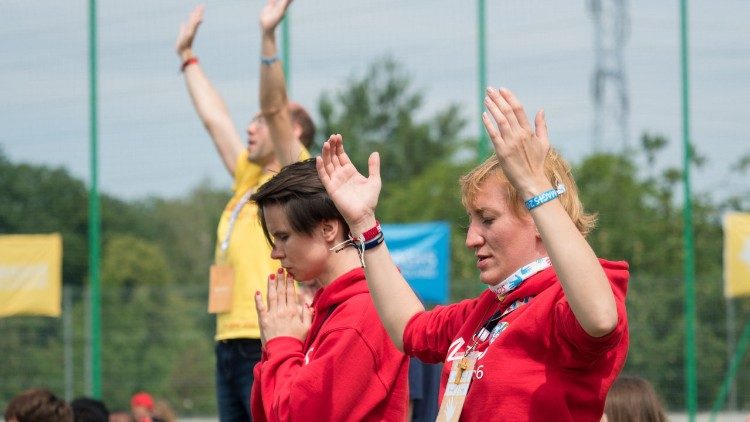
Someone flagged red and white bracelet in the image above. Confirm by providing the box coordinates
[353,220,384,251]
[329,220,384,268]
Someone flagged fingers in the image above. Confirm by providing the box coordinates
[329,134,344,169]
[254,290,266,319]
[320,135,337,176]
[534,110,549,147]
[301,302,313,328]
[318,134,351,184]
[481,111,501,148]
[190,4,204,30]
[500,88,531,131]
[315,156,331,187]
[285,271,297,311]
[266,273,278,311]
[367,152,381,182]
[296,286,313,327]
[254,290,267,346]
[276,268,287,308]
[332,134,352,166]
[484,87,519,137]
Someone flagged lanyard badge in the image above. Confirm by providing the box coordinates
[436,352,478,422]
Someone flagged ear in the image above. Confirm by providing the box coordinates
[292,121,303,141]
[320,220,341,243]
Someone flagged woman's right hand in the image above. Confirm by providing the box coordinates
[316,134,382,236]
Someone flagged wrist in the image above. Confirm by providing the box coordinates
[524,184,567,211]
[348,216,379,239]
[518,180,554,201]
[180,56,199,72]
[178,48,194,62]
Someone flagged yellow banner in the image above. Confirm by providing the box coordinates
[724,213,750,298]
[0,234,62,317]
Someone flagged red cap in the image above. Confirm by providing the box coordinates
[130,392,154,410]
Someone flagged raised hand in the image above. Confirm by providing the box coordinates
[260,0,292,34]
[175,5,204,58]
[481,87,551,197]
[315,134,381,235]
[255,268,312,346]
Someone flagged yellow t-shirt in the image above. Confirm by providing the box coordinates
[214,149,310,340]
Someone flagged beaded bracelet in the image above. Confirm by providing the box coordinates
[524,184,566,210]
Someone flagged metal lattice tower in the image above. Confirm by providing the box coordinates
[589,0,630,152]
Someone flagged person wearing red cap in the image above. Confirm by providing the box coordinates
[130,392,155,422]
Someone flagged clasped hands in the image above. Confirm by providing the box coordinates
[255,268,313,347]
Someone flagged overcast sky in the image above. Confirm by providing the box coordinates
[1,0,748,201]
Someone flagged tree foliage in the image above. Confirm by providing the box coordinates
[2,59,750,414]
[318,57,470,185]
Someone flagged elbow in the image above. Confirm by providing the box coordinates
[584,309,619,338]
[260,103,286,117]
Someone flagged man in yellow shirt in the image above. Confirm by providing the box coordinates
[175,1,313,420]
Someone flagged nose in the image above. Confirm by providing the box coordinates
[465,222,484,249]
[270,243,284,260]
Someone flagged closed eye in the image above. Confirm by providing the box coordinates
[272,232,289,242]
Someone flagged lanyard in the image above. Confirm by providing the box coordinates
[466,257,552,353]
[487,256,551,298]
[474,297,531,342]
[218,188,256,258]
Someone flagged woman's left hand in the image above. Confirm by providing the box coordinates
[481,87,551,196]
[255,269,313,347]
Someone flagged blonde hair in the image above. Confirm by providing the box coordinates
[460,150,597,236]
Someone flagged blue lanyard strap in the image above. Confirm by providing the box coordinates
[487,257,552,297]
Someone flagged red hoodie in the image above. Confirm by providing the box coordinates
[251,268,408,421]
[404,259,629,422]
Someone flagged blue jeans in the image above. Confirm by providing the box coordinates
[216,338,263,422]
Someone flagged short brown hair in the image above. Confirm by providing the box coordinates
[604,376,667,422]
[251,158,347,245]
[289,102,316,148]
[4,389,73,422]
[460,149,596,236]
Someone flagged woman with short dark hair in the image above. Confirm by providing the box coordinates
[249,158,409,421]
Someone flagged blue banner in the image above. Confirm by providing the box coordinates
[381,222,450,304]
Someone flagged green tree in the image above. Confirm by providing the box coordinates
[574,133,738,409]
[318,57,469,185]
[93,234,212,412]
[0,154,89,286]
[138,181,229,288]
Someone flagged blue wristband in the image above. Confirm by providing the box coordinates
[261,55,279,66]
[524,184,566,210]
[363,232,384,250]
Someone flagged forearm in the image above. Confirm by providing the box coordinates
[529,198,618,337]
[258,337,306,421]
[259,27,300,166]
[260,30,286,115]
[181,53,242,173]
[356,229,425,351]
